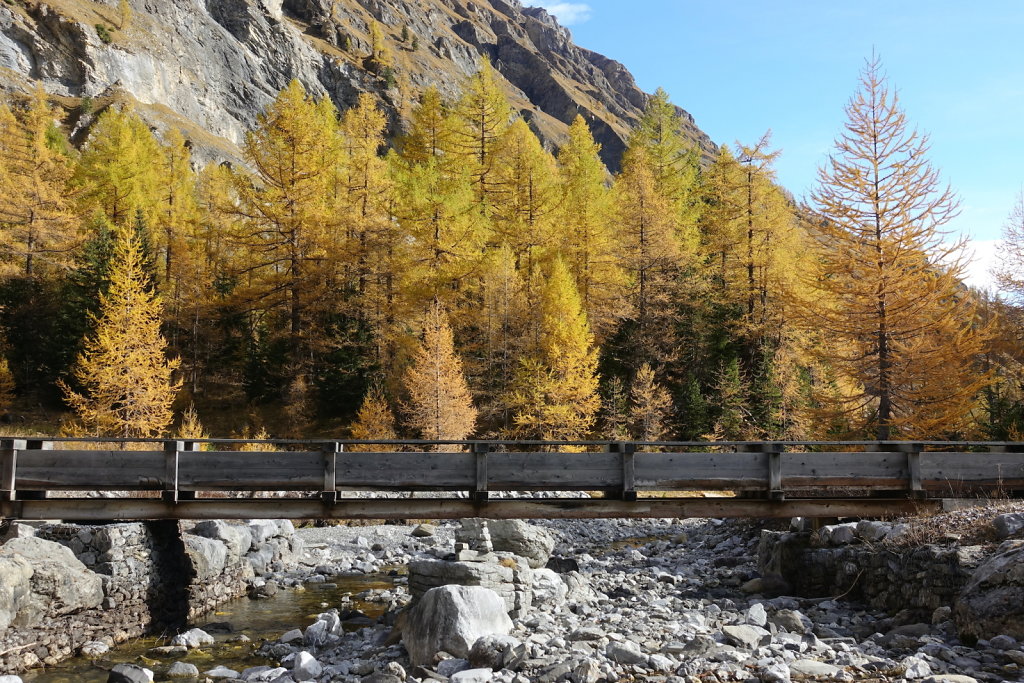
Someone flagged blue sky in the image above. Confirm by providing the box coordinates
[527,1,1024,289]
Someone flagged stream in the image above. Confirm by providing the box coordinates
[20,572,397,683]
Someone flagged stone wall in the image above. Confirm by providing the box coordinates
[0,519,299,674]
[758,530,987,616]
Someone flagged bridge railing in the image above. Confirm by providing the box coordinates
[2,438,1023,504]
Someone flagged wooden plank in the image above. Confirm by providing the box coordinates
[0,496,941,522]
[634,452,768,489]
[779,452,909,488]
[336,452,476,489]
[15,449,166,489]
[178,451,324,490]
[487,452,621,490]
[922,452,1024,490]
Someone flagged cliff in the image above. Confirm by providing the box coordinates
[0,0,715,168]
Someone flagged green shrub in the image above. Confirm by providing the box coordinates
[95,24,112,44]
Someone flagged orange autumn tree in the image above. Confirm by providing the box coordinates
[61,229,180,437]
[798,56,990,439]
[403,302,477,442]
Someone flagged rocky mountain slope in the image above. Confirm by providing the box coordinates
[0,0,716,168]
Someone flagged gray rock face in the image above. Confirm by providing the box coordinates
[955,539,1024,641]
[192,520,253,562]
[0,537,103,624]
[182,534,228,581]
[486,520,556,569]
[0,555,32,631]
[402,585,513,666]
[0,0,715,171]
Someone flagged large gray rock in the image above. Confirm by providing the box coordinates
[0,554,32,631]
[182,534,228,580]
[955,539,1024,641]
[486,520,556,569]
[993,513,1024,540]
[192,520,253,562]
[107,663,154,683]
[402,585,513,666]
[0,537,103,622]
[409,556,533,616]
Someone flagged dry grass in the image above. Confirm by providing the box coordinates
[882,500,1024,549]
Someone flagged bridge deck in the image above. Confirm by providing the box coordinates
[1,438,1021,520]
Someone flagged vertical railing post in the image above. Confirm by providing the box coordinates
[163,440,182,503]
[0,438,24,502]
[472,442,489,503]
[616,441,636,502]
[899,442,924,499]
[322,441,338,504]
[767,446,784,501]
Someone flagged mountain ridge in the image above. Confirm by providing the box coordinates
[0,0,716,168]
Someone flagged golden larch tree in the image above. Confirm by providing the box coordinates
[555,115,625,342]
[227,80,340,347]
[509,258,599,440]
[350,383,398,452]
[630,362,672,442]
[799,56,991,439]
[75,104,162,227]
[449,58,512,210]
[61,229,181,437]
[403,302,477,442]
[0,86,80,276]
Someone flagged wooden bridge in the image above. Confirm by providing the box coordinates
[1,438,1022,521]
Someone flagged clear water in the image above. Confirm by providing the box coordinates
[20,573,397,683]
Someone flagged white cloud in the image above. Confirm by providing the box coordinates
[959,238,1001,293]
[528,2,593,25]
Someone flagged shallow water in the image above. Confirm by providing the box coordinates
[21,572,396,683]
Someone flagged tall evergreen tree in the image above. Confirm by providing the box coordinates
[508,258,599,440]
[60,229,180,437]
[403,302,477,442]
[0,87,80,276]
[798,56,991,439]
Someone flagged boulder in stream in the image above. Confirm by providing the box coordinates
[403,585,513,666]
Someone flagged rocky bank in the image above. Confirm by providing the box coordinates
[7,506,1024,682]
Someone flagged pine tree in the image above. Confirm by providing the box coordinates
[60,229,181,437]
[75,104,163,227]
[449,58,513,209]
[707,358,753,441]
[627,88,701,243]
[403,302,477,442]
[555,115,625,341]
[0,86,80,276]
[350,383,398,451]
[392,96,483,317]
[508,258,599,440]
[799,56,991,439]
[176,403,208,441]
[367,21,393,72]
[630,363,672,441]
[492,118,557,279]
[228,80,340,353]
[613,147,684,368]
